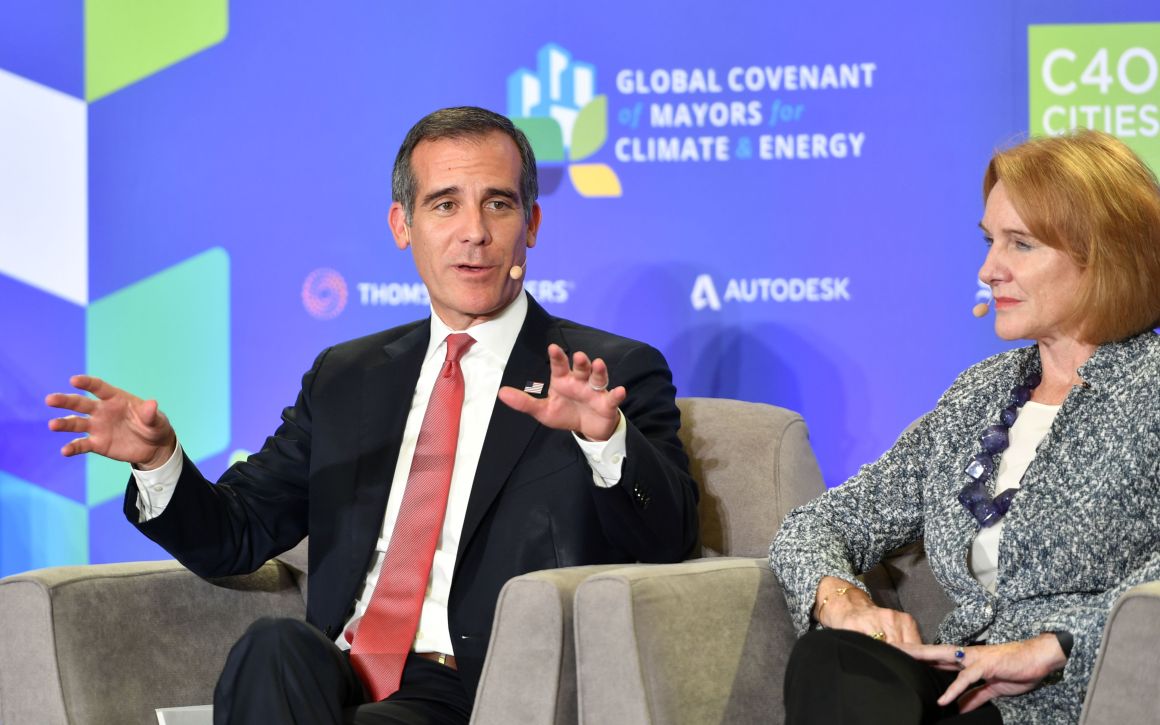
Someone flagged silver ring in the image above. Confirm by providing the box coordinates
[589,382,607,391]
[954,648,966,668]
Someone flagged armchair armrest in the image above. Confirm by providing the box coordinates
[472,564,629,725]
[0,560,306,725]
[1080,580,1160,725]
[574,558,797,725]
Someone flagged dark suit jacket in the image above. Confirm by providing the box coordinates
[125,297,699,697]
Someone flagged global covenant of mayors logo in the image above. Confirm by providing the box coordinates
[508,43,877,199]
[1029,22,1160,171]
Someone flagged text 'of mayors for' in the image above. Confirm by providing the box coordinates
[615,64,878,94]
[615,133,866,162]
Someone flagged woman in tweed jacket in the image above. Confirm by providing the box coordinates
[770,129,1160,725]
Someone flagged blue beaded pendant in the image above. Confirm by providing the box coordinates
[957,371,1041,527]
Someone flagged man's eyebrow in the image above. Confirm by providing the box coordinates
[484,187,521,204]
[420,186,459,207]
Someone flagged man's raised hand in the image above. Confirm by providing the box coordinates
[498,344,625,442]
[46,375,177,470]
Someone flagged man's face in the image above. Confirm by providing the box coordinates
[389,131,541,330]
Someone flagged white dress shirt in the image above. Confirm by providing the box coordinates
[132,291,628,655]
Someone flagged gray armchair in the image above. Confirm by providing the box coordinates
[569,481,1160,724]
[471,397,826,725]
[0,547,308,724]
[0,397,821,725]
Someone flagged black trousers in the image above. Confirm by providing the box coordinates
[784,629,1003,725]
[213,617,472,725]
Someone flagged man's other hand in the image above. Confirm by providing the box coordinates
[498,344,625,442]
[46,375,177,470]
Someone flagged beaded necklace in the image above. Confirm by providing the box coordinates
[957,370,1042,527]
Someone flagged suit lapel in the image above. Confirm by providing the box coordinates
[455,298,558,569]
[349,321,430,580]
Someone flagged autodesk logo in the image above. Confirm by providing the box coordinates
[507,43,622,197]
[691,274,722,311]
[691,274,852,311]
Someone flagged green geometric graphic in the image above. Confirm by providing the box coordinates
[0,470,88,573]
[513,116,566,162]
[85,0,229,101]
[1029,23,1160,172]
[570,95,609,161]
[84,247,231,505]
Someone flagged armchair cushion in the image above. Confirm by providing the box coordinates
[677,398,823,558]
[1079,581,1160,724]
[471,564,629,725]
[0,560,305,725]
[574,558,793,725]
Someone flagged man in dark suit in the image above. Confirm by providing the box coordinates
[46,107,698,724]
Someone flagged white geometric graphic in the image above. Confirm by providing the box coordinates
[507,44,596,151]
[0,68,88,306]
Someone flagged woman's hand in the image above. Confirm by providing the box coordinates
[813,576,923,645]
[895,634,1067,712]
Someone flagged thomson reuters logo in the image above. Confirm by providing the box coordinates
[302,268,349,320]
[356,279,575,306]
[691,274,851,311]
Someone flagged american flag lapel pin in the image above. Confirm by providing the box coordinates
[523,380,545,395]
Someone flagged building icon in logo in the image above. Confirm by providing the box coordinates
[507,44,621,197]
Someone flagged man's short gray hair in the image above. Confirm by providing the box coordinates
[391,106,539,224]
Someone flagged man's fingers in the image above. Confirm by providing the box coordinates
[547,344,571,379]
[61,437,92,457]
[45,392,97,414]
[571,351,592,379]
[498,386,545,416]
[139,399,159,427]
[606,386,627,407]
[71,374,117,400]
[49,415,90,433]
[588,358,611,390]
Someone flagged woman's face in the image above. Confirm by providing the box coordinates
[978,180,1086,343]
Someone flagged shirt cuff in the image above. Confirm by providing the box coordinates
[573,411,627,488]
[132,442,185,522]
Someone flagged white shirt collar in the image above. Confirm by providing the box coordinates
[425,291,528,365]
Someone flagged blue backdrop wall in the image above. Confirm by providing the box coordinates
[2,0,1158,575]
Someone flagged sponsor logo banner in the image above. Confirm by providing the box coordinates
[691,274,851,311]
[1030,23,1160,170]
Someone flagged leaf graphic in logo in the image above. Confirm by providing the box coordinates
[570,95,608,161]
[513,117,565,162]
[568,163,622,198]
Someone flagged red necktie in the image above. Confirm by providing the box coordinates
[349,332,475,701]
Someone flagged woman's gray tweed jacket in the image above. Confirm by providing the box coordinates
[770,331,1160,724]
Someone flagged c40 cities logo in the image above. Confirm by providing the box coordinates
[1030,23,1160,170]
[507,44,622,198]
